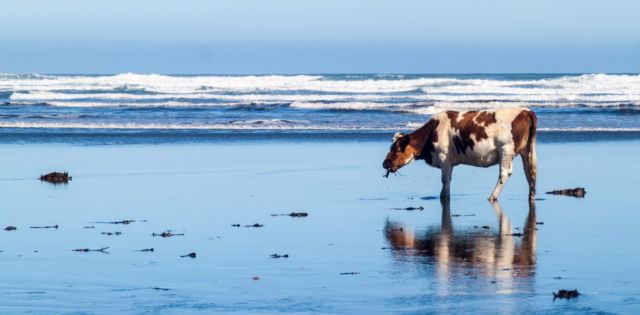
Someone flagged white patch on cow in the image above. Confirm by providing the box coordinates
[462,139,498,167]
[404,155,415,165]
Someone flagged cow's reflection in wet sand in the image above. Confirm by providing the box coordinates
[385,199,537,295]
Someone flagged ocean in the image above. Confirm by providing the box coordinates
[1,73,640,144]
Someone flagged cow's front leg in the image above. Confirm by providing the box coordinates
[489,151,514,201]
[440,164,453,200]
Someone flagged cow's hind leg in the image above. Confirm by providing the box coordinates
[440,164,453,200]
[489,150,514,201]
[521,150,536,200]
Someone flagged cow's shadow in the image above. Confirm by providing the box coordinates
[384,198,538,294]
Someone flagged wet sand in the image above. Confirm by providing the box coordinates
[0,140,639,313]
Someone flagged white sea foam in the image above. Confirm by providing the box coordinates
[0,121,389,131]
[537,127,640,132]
[1,121,636,133]
[43,101,224,108]
[10,91,640,108]
[1,73,324,93]
[0,73,458,94]
[405,122,427,129]
[290,101,403,110]
[405,121,640,132]
[3,73,640,97]
[3,73,639,111]
[226,119,309,125]
[407,120,640,132]
[8,91,398,103]
[2,73,640,132]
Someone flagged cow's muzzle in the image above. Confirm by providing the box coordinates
[382,160,396,178]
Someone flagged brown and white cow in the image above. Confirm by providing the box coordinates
[382,108,537,201]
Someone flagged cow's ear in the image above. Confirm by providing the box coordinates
[399,134,411,152]
[393,132,404,142]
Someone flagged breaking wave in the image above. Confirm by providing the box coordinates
[0,121,385,131]
[1,73,640,133]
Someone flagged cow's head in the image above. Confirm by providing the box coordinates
[382,132,418,177]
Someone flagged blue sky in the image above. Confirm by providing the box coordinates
[1,0,639,73]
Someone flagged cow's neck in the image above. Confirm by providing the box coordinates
[409,119,439,164]
[409,124,431,159]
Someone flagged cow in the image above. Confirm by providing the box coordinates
[382,108,537,201]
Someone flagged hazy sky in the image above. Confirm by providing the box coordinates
[1,0,639,73]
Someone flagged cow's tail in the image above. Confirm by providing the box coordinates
[527,110,537,195]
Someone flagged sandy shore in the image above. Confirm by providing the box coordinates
[0,139,639,313]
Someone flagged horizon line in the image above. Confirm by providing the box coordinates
[3,72,640,76]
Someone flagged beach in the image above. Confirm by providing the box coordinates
[1,135,639,313]
[3,0,639,312]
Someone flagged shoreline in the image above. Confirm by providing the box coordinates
[1,129,640,145]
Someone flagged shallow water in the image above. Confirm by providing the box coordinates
[0,140,639,314]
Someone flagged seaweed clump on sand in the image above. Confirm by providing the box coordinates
[39,172,72,184]
[546,187,586,198]
[270,253,289,258]
[391,206,424,211]
[271,212,308,217]
[152,230,184,238]
[101,231,122,236]
[95,220,135,225]
[73,247,109,253]
[553,289,580,300]
[231,223,264,228]
[30,225,59,229]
